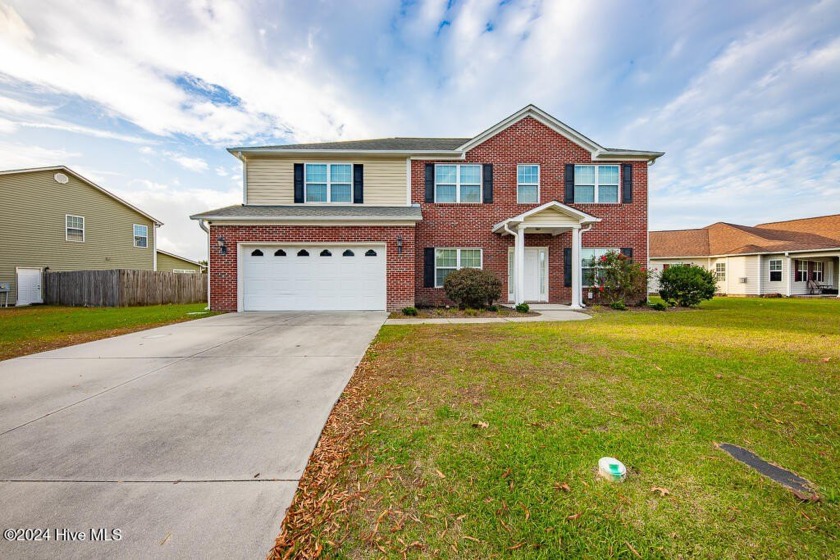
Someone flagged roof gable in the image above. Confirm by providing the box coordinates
[0,166,162,225]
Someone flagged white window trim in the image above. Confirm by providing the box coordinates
[715,262,726,282]
[517,164,540,204]
[304,163,354,204]
[133,224,148,248]
[769,259,782,282]
[581,248,619,287]
[434,164,482,204]
[434,248,483,287]
[65,214,85,242]
[796,260,809,282]
[574,164,620,204]
[813,261,824,283]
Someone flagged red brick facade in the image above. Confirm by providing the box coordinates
[207,116,649,311]
[412,116,648,306]
[208,225,415,311]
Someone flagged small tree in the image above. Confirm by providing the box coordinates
[587,251,650,306]
[658,264,717,307]
[443,268,502,309]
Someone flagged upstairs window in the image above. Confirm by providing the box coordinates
[305,163,352,203]
[769,259,782,282]
[574,165,619,204]
[435,164,481,203]
[517,164,540,204]
[133,224,148,248]
[66,214,85,242]
[715,262,726,282]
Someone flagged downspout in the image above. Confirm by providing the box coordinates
[578,224,593,307]
[503,222,518,303]
[198,219,210,310]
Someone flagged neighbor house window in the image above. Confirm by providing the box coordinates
[769,259,782,282]
[715,262,726,282]
[517,164,540,203]
[172,269,197,274]
[581,248,618,286]
[133,224,148,248]
[795,260,808,282]
[435,248,482,287]
[305,163,352,203]
[574,165,619,204]
[66,214,85,242]
[435,164,482,203]
[813,262,824,283]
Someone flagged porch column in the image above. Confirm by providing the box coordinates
[837,257,840,298]
[785,255,792,297]
[570,226,582,308]
[515,224,526,304]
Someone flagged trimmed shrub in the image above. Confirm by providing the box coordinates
[443,268,502,310]
[486,305,499,312]
[609,300,627,311]
[515,303,530,313]
[401,306,418,316]
[650,301,667,311]
[587,251,650,306]
[658,264,717,307]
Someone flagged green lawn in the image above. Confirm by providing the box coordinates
[0,303,212,360]
[277,298,839,559]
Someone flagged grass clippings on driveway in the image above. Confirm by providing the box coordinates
[0,303,212,361]
[272,297,839,559]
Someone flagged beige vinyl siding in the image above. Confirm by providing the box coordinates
[523,212,580,227]
[648,258,707,292]
[246,155,408,206]
[0,170,155,305]
[156,251,203,273]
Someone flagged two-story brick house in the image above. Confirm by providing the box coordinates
[191,105,663,311]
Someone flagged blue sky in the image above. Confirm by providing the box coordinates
[0,0,838,260]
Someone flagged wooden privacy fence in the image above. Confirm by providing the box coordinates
[44,269,207,307]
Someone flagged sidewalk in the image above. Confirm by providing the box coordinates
[384,306,591,325]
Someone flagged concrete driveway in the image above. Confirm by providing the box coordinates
[0,311,385,559]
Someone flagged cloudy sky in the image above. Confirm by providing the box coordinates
[1,0,838,260]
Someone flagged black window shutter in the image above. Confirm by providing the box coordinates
[564,247,572,287]
[621,247,633,260]
[353,164,364,204]
[424,164,434,203]
[424,248,435,288]
[482,164,493,203]
[564,164,575,204]
[293,163,304,203]
[622,163,633,203]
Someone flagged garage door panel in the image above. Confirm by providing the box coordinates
[242,245,386,311]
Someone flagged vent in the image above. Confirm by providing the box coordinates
[54,172,69,184]
[739,277,748,283]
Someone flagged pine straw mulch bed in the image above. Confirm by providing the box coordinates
[269,343,381,559]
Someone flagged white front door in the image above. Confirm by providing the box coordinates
[240,244,387,311]
[508,247,548,302]
[16,267,43,306]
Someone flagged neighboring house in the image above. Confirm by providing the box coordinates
[156,249,206,273]
[0,166,162,306]
[190,105,663,312]
[649,214,840,297]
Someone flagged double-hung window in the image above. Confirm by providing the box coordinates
[574,165,619,204]
[434,248,482,287]
[435,164,481,203]
[813,262,824,283]
[795,260,809,282]
[305,163,352,203]
[133,224,148,248]
[517,164,540,203]
[581,248,618,286]
[769,259,782,282]
[715,262,726,282]
[66,214,85,242]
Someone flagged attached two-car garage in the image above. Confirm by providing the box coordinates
[241,244,387,311]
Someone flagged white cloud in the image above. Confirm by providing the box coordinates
[0,93,50,115]
[165,153,208,173]
[0,141,80,169]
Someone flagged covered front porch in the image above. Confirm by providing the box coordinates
[493,201,600,309]
[785,253,840,296]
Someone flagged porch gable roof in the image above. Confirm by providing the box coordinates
[492,201,601,234]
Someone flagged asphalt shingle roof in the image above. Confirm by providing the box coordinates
[191,204,423,220]
[230,137,470,152]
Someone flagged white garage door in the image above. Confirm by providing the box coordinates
[241,245,387,311]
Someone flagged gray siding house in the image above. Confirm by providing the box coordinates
[0,166,162,305]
